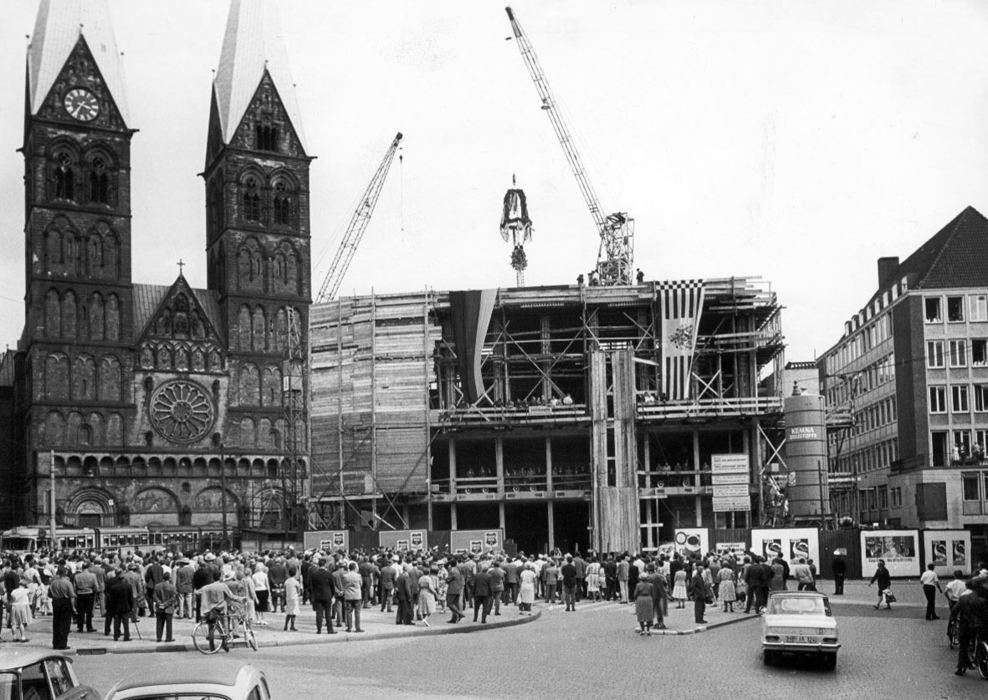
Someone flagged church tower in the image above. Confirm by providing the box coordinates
[203,0,312,474]
[20,0,135,520]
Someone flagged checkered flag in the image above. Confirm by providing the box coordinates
[657,280,705,400]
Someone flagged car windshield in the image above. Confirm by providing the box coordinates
[767,596,830,616]
[122,695,232,700]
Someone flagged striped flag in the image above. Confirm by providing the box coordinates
[658,280,705,400]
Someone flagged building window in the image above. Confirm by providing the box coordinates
[256,124,278,151]
[927,341,944,368]
[951,385,969,412]
[89,156,109,204]
[53,151,75,200]
[926,297,942,323]
[950,340,967,367]
[963,473,980,501]
[878,485,888,509]
[242,177,261,222]
[954,430,972,459]
[948,296,965,322]
[932,431,948,466]
[971,294,988,322]
[973,340,988,366]
[273,181,292,225]
[929,386,947,413]
[975,386,988,413]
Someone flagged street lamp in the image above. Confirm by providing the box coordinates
[212,433,227,550]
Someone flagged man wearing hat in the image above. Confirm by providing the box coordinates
[175,557,195,619]
[831,550,847,595]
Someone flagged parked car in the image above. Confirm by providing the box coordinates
[761,590,840,670]
[0,649,99,700]
[105,664,271,700]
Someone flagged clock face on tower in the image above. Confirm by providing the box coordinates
[63,88,100,122]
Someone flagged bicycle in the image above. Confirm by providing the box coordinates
[946,605,960,649]
[974,630,988,680]
[192,610,257,655]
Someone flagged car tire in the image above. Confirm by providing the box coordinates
[763,651,775,666]
[822,653,837,671]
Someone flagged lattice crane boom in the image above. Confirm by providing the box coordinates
[316,132,403,303]
[505,7,635,286]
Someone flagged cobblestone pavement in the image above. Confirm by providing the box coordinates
[67,581,986,699]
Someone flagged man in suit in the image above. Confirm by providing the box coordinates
[309,558,337,634]
[152,570,179,642]
[502,558,519,607]
[689,564,708,624]
[445,560,464,623]
[831,551,847,595]
[106,569,135,641]
[488,560,505,616]
[473,566,493,623]
[143,553,164,618]
[379,558,398,613]
[394,566,415,625]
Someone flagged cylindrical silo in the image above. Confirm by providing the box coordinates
[783,394,830,520]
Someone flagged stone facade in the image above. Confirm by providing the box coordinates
[5,32,311,538]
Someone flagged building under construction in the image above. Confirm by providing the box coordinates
[309,278,786,554]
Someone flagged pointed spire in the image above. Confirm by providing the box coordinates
[213,0,307,151]
[27,0,130,125]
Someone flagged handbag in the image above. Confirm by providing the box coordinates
[883,588,896,603]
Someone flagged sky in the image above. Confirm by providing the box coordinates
[3,0,988,363]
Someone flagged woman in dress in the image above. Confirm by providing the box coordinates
[9,579,32,642]
[518,562,537,615]
[240,567,258,626]
[284,567,301,631]
[251,563,270,626]
[633,576,655,636]
[417,566,439,626]
[586,557,601,602]
[671,567,688,609]
[435,561,448,613]
[718,563,737,613]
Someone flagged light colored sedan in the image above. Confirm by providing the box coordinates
[761,591,840,670]
[104,664,271,700]
[0,650,99,700]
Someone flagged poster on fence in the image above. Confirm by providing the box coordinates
[860,529,920,578]
[380,530,427,551]
[303,530,349,552]
[450,529,504,554]
[673,528,708,558]
[923,530,971,577]
[715,541,747,563]
[750,528,820,567]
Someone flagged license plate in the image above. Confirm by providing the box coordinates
[785,635,813,644]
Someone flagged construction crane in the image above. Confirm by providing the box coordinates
[505,7,635,286]
[315,132,403,303]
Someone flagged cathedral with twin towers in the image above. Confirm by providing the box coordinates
[0,0,312,540]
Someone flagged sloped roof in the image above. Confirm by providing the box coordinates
[132,281,223,342]
[896,206,988,290]
[212,0,307,151]
[27,0,130,125]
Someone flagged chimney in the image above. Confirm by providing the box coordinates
[877,257,899,289]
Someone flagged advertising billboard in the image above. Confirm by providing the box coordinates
[673,528,709,558]
[750,528,820,567]
[923,530,971,577]
[860,529,920,578]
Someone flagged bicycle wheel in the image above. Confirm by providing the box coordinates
[976,641,988,680]
[242,619,258,651]
[948,619,959,649]
[192,621,222,655]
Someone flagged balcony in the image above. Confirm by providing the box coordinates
[429,471,592,502]
[433,403,589,427]
[637,396,783,421]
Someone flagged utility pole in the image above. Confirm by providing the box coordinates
[49,449,56,549]
[213,433,227,549]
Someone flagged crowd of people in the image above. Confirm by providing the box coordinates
[4,542,987,656]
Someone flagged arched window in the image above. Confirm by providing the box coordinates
[273,181,292,225]
[53,150,75,201]
[89,156,109,204]
[242,177,261,222]
[256,124,278,151]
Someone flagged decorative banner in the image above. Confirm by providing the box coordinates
[658,280,705,400]
[470,540,483,554]
[673,527,709,558]
[750,528,820,567]
[860,529,920,578]
[923,530,972,577]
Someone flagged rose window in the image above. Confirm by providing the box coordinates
[149,379,215,443]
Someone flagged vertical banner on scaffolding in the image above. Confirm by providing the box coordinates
[658,280,705,400]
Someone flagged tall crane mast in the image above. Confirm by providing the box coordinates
[315,132,403,303]
[505,7,635,286]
